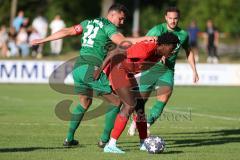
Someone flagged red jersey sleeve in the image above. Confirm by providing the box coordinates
[126,41,157,59]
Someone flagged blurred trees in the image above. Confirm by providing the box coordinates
[0,0,101,26]
[140,0,240,36]
[178,0,240,36]
[0,0,240,36]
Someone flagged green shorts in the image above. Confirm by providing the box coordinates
[72,64,111,96]
[138,62,174,92]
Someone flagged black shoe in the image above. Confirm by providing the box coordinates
[97,140,107,148]
[63,139,79,147]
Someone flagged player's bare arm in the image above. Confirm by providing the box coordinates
[93,48,127,80]
[110,33,156,45]
[185,48,199,83]
[214,30,219,47]
[30,25,82,45]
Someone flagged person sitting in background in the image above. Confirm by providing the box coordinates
[29,27,41,57]
[0,25,9,57]
[7,27,19,57]
[16,26,29,57]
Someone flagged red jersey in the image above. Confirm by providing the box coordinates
[103,41,160,75]
[104,41,160,90]
[126,41,160,73]
[127,41,157,60]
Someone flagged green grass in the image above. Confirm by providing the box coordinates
[0,84,239,160]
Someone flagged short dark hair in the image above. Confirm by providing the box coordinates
[165,6,180,17]
[157,32,180,48]
[108,3,129,15]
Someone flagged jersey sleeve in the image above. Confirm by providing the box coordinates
[127,41,157,59]
[72,20,89,35]
[73,20,88,35]
[146,25,162,36]
[104,24,119,38]
[80,20,88,27]
[79,20,88,31]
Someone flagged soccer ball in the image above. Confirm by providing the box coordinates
[144,136,165,154]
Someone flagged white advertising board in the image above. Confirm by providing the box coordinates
[1,60,240,86]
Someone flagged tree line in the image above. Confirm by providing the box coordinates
[1,0,239,36]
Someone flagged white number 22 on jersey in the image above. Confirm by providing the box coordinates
[82,24,99,46]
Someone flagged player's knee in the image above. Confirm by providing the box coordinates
[79,97,92,109]
[121,103,135,116]
[102,94,122,107]
[115,99,122,107]
[122,98,137,108]
[157,91,172,102]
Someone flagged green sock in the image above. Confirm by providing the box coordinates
[100,105,120,143]
[147,101,166,125]
[66,104,86,141]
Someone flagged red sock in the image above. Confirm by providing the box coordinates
[136,115,147,139]
[111,114,129,140]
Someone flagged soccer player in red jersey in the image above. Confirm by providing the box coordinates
[95,32,179,153]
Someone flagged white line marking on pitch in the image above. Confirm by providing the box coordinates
[165,109,240,121]
[0,96,24,102]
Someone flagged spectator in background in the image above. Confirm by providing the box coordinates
[22,17,32,35]
[8,27,19,57]
[32,14,48,58]
[204,19,219,64]
[16,26,29,57]
[29,27,41,57]
[188,20,200,62]
[12,10,25,33]
[49,15,66,55]
[0,25,9,57]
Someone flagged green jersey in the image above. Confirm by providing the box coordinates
[78,17,118,66]
[146,23,189,70]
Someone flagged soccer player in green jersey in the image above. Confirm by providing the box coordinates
[30,3,154,148]
[127,6,199,136]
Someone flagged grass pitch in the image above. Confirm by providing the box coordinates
[0,84,239,160]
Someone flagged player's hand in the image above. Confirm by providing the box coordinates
[160,56,166,64]
[93,68,102,80]
[193,72,199,83]
[30,39,43,46]
[145,36,157,42]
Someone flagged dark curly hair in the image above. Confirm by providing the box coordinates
[157,32,180,49]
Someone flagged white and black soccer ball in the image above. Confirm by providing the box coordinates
[144,136,165,154]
